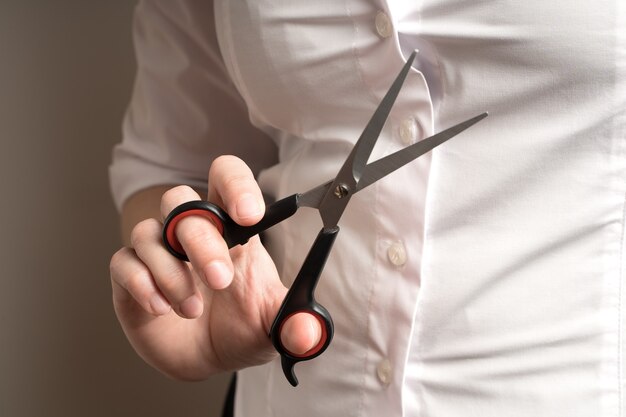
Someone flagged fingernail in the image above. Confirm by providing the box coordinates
[204,261,232,290]
[236,193,263,220]
[180,294,203,319]
[149,294,171,316]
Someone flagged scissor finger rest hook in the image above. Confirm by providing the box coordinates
[269,227,339,386]
[271,304,334,387]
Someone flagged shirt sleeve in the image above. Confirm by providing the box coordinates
[109,0,278,211]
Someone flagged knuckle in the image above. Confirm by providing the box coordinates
[125,273,156,304]
[156,268,189,297]
[163,184,194,200]
[110,253,150,294]
[180,221,214,251]
[161,185,201,219]
[126,268,149,290]
[130,218,160,249]
[222,172,255,192]
[162,185,196,206]
[109,248,129,275]
[210,156,255,190]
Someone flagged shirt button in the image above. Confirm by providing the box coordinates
[375,11,393,38]
[399,117,419,145]
[376,358,392,386]
[387,241,407,267]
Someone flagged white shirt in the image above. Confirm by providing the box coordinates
[109,1,626,416]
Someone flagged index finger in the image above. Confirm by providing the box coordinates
[161,185,234,290]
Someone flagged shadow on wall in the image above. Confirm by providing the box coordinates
[0,2,230,416]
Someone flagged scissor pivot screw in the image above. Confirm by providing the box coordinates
[333,184,350,199]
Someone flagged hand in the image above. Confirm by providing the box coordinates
[109,155,321,380]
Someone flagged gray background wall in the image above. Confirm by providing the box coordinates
[0,2,230,416]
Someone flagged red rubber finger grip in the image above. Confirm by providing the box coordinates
[165,209,224,256]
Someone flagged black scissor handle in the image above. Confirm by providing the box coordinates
[269,227,339,387]
[162,195,300,261]
[163,201,231,261]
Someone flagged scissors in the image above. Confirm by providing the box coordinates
[162,51,487,386]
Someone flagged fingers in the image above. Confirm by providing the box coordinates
[279,313,323,356]
[161,185,234,289]
[208,155,265,226]
[130,218,203,318]
[111,218,204,319]
[160,156,265,289]
[110,247,172,317]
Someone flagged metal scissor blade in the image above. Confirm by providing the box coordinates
[297,180,334,209]
[356,112,488,192]
[347,50,418,182]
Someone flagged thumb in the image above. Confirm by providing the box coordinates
[279,312,323,356]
